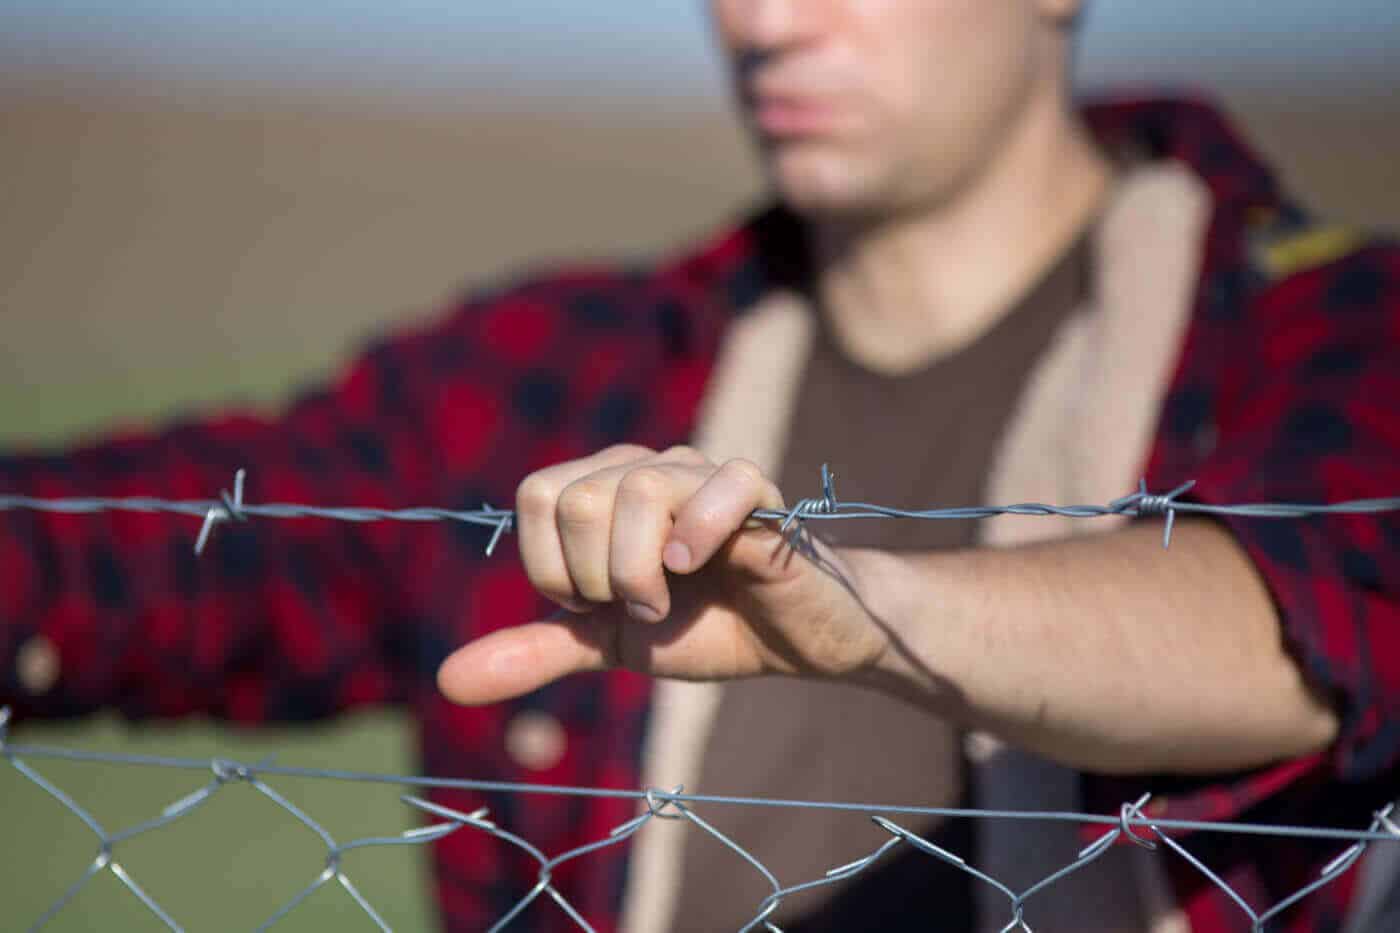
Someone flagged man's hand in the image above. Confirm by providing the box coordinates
[434,444,1337,775]
[436,445,892,705]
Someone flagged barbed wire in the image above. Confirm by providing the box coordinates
[3,465,1400,558]
[2,706,1397,932]
[4,466,1400,928]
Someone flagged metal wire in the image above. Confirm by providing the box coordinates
[4,464,1400,929]
[2,709,1397,932]
[3,465,1400,556]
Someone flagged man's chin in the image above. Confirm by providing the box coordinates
[761,148,892,222]
[763,167,840,212]
[769,178,888,225]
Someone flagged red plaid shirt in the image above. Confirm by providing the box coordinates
[3,98,1399,932]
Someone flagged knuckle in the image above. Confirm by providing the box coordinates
[722,457,767,489]
[618,466,670,502]
[557,478,610,526]
[661,444,707,465]
[516,474,559,517]
[606,443,654,460]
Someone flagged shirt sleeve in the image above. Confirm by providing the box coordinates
[0,286,530,725]
[1112,244,1400,826]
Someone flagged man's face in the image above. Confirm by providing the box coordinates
[710,0,1071,220]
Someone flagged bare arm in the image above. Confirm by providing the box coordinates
[436,447,1340,778]
[855,516,1339,775]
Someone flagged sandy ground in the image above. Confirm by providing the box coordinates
[2,82,1396,441]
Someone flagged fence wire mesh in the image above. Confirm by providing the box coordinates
[2,711,1398,933]
[3,466,1400,931]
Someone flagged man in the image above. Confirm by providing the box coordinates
[3,1,1398,931]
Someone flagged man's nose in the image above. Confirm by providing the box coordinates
[714,0,829,52]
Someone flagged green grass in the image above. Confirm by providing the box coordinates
[1,361,434,931]
[3,712,430,931]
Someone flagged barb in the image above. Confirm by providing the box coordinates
[3,465,1398,555]
[194,467,247,555]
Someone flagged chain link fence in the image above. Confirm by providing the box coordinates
[2,710,1398,932]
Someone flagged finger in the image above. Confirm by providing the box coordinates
[436,613,615,706]
[559,451,711,609]
[515,444,653,611]
[609,462,710,621]
[556,470,624,604]
[664,458,785,575]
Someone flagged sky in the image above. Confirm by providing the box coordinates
[2,1,1397,103]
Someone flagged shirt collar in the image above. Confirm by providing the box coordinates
[664,95,1283,327]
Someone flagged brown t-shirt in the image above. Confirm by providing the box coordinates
[671,233,1092,932]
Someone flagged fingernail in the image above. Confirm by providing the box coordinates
[626,601,665,623]
[663,540,692,573]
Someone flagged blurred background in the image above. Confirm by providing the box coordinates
[1,2,1397,929]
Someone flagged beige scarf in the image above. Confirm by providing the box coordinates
[621,163,1210,933]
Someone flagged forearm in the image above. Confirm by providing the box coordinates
[854,517,1339,775]
[0,404,412,722]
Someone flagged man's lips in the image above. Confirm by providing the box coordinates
[749,95,842,136]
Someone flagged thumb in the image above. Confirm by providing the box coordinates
[436,611,617,705]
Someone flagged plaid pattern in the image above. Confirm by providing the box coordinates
[3,98,1398,932]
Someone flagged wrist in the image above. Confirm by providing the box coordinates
[841,546,968,716]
